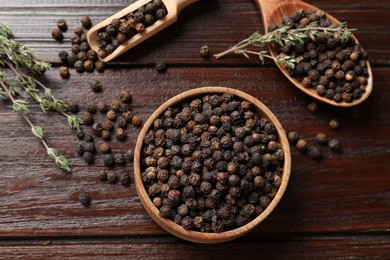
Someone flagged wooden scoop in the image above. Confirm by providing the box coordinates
[255,0,373,107]
[87,0,199,63]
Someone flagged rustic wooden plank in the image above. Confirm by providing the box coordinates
[0,235,389,259]
[0,67,389,237]
[0,0,388,65]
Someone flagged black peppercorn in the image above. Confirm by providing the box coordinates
[99,142,111,154]
[120,90,132,103]
[71,44,81,55]
[83,151,94,164]
[58,51,68,63]
[107,171,117,184]
[79,193,91,207]
[70,34,81,45]
[200,45,210,58]
[103,154,115,167]
[296,139,308,152]
[86,50,98,62]
[101,130,111,141]
[316,132,327,144]
[76,142,84,156]
[308,145,322,160]
[52,28,63,41]
[67,52,77,66]
[83,132,94,143]
[66,101,79,113]
[114,153,126,165]
[74,60,84,73]
[95,60,106,72]
[102,119,114,131]
[115,128,127,141]
[329,119,340,130]
[81,15,92,29]
[56,19,67,31]
[132,115,142,126]
[84,60,94,72]
[287,131,298,144]
[328,138,341,151]
[155,61,167,73]
[73,25,84,36]
[58,66,70,78]
[308,102,319,114]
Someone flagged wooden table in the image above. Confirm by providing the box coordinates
[1,0,389,258]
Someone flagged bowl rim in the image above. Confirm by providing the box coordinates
[134,86,291,244]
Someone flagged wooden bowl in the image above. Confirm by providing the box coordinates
[134,87,291,243]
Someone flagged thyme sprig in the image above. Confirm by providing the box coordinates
[0,23,76,173]
[214,22,355,69]
[0,79,71,173]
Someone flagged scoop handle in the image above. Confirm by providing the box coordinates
[177,0,200,13]
[255,0,299,31]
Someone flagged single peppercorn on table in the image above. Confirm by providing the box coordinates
[0,0,389,258]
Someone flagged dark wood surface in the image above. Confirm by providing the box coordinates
[0,0,389,258]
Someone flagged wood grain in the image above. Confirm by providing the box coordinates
[0,0,388,65]
[0,235,389,259]
[0,67,389,237]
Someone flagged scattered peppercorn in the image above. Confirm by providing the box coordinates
[56,19,67,31]
[81,15,92,29]
[121,174,131,186]
[86,103,97,114]
[131,115,142,126]
[115,127,127,141]
[296,139,308,152]
[328,138,341,151]
[74,60,84,73]
[99,142,111,154]
[79,193,91,207]
[155,61,167,73]
[83,151,94,164]
[200,45,210,58]
[308,145,322,160]
[99,170,108,181]
[308,102,319,114]
[114,153,126,165]
[287,131,299,144]
[329,119,340,130]
[74,25,84,36]
[67,101,80,113]
[107,110,117,121]
[95,60,106,72]
[58,66,70,78]
[52,28,64,41]
[58,51,68,63]
[316,132,327,144]
[97,102,108,113]
[80,112,94,126]
[107,171,117,184]
[90,80,103,92]
[103,153,115,167]
[120,90,132,103]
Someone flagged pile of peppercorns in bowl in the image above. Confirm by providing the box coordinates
[134,87,291,243]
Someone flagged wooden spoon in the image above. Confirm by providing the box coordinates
[255,0,373,107]
[87,0,199,63]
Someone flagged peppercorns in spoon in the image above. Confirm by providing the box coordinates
[255,0,373,107]
[87,0,199,62]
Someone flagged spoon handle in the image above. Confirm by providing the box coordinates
[177,0,200,13]
[255,0,300,30]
